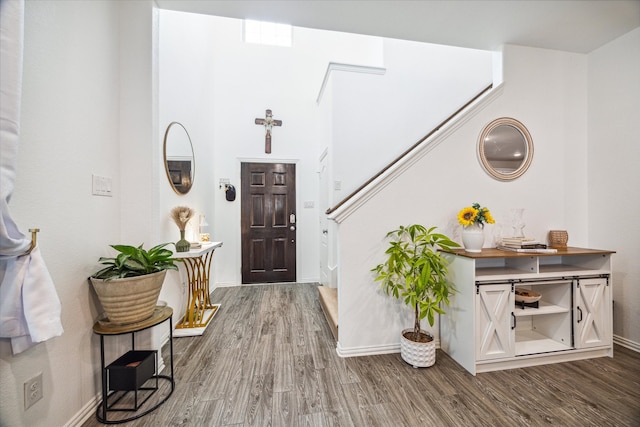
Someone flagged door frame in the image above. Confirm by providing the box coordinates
[319,148,330,287]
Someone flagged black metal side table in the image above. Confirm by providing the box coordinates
[92,306,175,424]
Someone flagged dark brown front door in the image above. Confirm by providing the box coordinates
[241,162,296,284]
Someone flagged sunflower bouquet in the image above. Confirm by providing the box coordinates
[457,202,495,228]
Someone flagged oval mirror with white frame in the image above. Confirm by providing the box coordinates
[163,122,195,195]
[478,117,533,181]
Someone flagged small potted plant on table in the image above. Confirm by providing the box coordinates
[90,243,180,325]
[372,224,459,368]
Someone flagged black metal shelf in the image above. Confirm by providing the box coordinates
[92,306,175,424]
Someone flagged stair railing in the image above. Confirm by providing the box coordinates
[326,83,494,216]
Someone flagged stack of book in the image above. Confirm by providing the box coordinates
[497,237,557,253]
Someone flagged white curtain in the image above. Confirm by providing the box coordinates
[0,0,63,354]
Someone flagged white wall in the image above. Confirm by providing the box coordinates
[119,2,160,246]
[335,45,591,355]
[587,28,640,349]
[0,1,164,426]
[1,1,120,426]
[158,11,495,290]
[158,11,385,287]
[331,39,493,199]
[157,11,218,324]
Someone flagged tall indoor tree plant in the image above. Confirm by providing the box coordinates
[372,224,459,367]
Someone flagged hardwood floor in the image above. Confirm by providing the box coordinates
[82,283,640,426]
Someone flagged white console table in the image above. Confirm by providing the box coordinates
[440,247,615,375]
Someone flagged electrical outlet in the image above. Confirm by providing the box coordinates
[24,373,43,410]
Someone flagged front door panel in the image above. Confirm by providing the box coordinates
[241,162,296,283]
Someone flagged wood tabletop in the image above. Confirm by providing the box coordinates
[93,306,173,335]
[440,247,616,259]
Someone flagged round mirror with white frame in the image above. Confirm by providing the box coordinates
[478,117,533,181]
[163,122,195,195]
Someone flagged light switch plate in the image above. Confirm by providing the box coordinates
[92,174,113,197]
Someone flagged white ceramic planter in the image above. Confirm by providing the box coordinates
[400,329,436,368]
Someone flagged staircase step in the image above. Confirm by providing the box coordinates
[318,285,338,341]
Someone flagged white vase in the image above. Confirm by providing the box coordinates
[462,224,484,253]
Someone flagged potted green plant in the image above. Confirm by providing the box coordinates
[90,243,180,325]
[372,224,459,367]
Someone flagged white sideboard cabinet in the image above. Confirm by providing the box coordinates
[440,247,614,375]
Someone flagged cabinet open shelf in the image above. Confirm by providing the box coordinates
[538,264,606,276]
[515,330,573,356]
[513,300,569,316]
[476,256,536,277]
[476,266,532,278]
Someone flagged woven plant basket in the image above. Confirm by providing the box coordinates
[90,270,167,325]
[548,230,569,248]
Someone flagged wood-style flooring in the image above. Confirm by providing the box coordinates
[82,283,640,426]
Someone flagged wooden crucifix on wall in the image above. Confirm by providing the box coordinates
[254,109,282,154]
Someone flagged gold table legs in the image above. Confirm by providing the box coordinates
[176,250,218,329]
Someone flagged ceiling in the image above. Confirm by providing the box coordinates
[155,0,640,53]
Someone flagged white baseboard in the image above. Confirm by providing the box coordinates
[336,337,637,360]
[214,281,320,288]
[613,334,640,352]
[336,342,399,357]
[297,276,320,284]
[63,394,99,427]
[336,340,441,358]
[213,282,239,288]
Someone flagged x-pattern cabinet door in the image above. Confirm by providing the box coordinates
[575,277,611,349]
[476,283,515,361]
